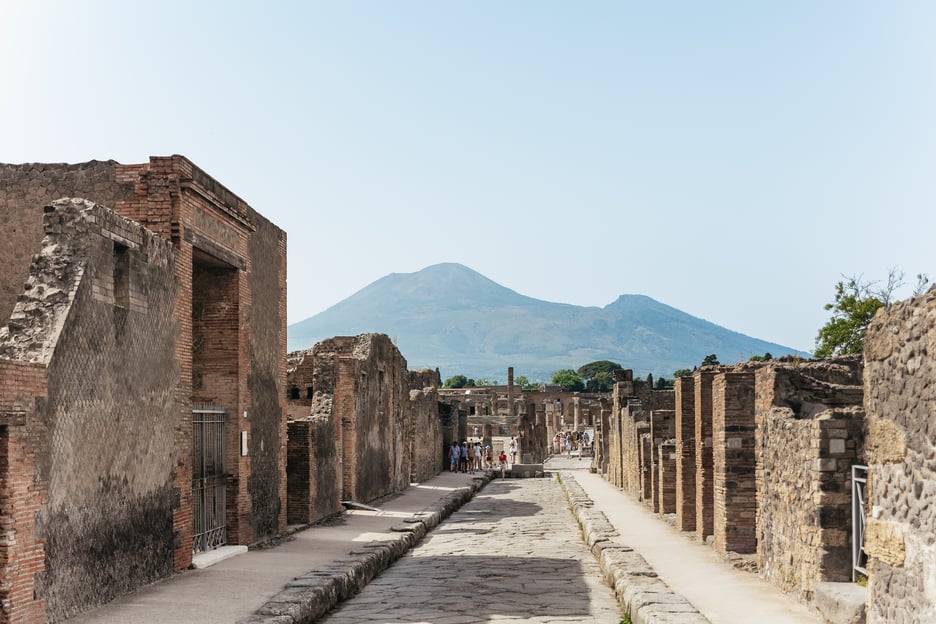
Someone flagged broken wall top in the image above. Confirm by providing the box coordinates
[0,198,173,364]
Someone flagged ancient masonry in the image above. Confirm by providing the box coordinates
[284,333,445,525]
[597,290,936,624]
[0,158,288,622]
[437,369,605,463]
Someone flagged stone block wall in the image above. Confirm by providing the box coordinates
[674,376,697,532]
[754,358,864,601]
[863,288,936,623]
[712,372,756,555]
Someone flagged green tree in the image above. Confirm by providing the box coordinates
[814,275,889,358]
[655,376,673,390]
[444,374,468,388]
[673,368,693,378]
[551,369,585,392]
[577,360,620,392]
[749,352,773,362]
[701,354,720,367]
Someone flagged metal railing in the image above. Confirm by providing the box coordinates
[852,464,868,580]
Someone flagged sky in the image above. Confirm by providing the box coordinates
[2,1,934,354]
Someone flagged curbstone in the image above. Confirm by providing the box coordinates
[237,472,493,623]
[557,473,710,624]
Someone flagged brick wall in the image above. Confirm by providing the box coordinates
[649,409,675,512]
[674,376,697,532]
[245,212,288,539]
[712,372,756,555]
[0,360,47,624]
[659,441,677,515]
[694,370,717,543]
[0,199,182,621]
[863,289,936,623]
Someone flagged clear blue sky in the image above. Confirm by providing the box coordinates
[2,1,934,354]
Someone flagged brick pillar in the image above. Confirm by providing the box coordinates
[713,372,757,555]
[659,441,677,515]
[675,376,697,532]
[650,409,675,516]
[640,432,654,510]
[694,370,716,543]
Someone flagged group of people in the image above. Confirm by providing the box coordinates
[554,430,591,457]
[447,438,518,476]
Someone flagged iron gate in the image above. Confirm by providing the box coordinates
[192,404,226,554]
[852,464,868,580]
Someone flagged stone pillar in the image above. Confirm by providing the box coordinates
[507,367,515,434]
[573,396,581,432]
[650,410,675,514]
[675,376,697,532]
[694,370,717,543]
[482,422,493,451]
[713,372,757,555]
[659,441,677,515]
[639,432,654,510]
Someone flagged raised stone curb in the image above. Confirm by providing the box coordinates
[558,473,710,624]
[237,473,493,623]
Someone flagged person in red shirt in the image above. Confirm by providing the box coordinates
[497,450,508,479]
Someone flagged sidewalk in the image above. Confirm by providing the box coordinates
[65,470,485,624]
[548,456,821,624]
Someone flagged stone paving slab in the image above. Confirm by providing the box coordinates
[319,477,624,623]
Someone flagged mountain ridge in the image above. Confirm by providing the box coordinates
[288,263,808,380]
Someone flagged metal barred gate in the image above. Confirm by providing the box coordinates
[192,404,227,554]
[852,464,868,580]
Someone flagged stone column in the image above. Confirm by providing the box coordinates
[573,396,581,432]
[675,376,697,532]
[713,372,757,555]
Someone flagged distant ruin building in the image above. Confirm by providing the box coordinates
[285,334,445,525]
[0,157,287,622]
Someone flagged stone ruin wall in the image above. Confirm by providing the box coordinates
[755,358,864,602]
[0,161,133,325]
[407,368,444,482]
[863,288,936,624]
[600,357,868,610]
[0,199,182,621]
[285,335,445,524]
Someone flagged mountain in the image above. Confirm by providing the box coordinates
[288,263,808,381]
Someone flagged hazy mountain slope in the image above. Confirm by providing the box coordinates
[288,263,806,380]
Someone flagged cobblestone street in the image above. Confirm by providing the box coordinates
[321,476,623,624]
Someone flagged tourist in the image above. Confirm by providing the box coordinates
[449,442,459,472]
[484,445,493,469]
[498,449,508,479]
[473,441,483,471]
[509,440,517,466]
[460,441,470,473]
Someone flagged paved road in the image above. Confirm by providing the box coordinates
[321,477,623,624]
